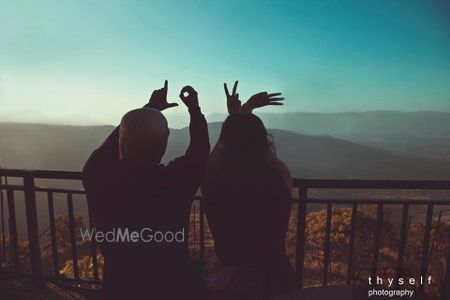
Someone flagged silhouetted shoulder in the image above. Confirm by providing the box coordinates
[272,158,293,193]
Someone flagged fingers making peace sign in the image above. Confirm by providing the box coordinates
[224,80,285,114]
[224,81,241,115]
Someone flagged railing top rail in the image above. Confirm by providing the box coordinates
[1,169,450,190]
[0,169,82,180]
[294,178,450,190]
[304,197,450,205]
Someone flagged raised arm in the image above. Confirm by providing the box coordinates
[180,86,210,160]
[165,86,210,185]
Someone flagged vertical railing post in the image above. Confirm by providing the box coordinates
[295,180,307,288]
[199,198,205,262]
[444,245,450,300]
[0,175,8,267]
[67,193,80,281]
[47,192,60,277]
[322,202,332,285]
[419,204,433,294]
[371,204,383,279]
[0,176,4,268]
[347,203,357,284]
[87,199,99,281]
[23,173,42,282]
[7,189,20,274]
[395,204,409,285]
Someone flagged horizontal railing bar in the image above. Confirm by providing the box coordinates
[0,271,101,285]
[0,269,102,284]
[34,187,85,194]
[0,169,82,180]
[49,275,102,285]
[0,185,84,194]
[1,169,450,190]
[3,183,448,205]
[0,185,25,191]
[294,179,450,190]
[303,198,450,205]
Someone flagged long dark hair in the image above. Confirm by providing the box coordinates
[219,113,274,168]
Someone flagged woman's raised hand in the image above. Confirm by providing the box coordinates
[224,81,241,115]
[241,92,284,113]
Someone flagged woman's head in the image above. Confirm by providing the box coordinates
[219,113,273,165]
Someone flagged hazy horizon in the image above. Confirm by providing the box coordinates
[1,109,449,128]
[1,0,450,125]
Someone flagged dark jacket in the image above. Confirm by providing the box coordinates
[82,106,210,299]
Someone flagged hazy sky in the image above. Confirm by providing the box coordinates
[1,0,449,126]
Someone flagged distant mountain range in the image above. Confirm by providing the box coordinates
[209,111,450,162]
[1,117,449,180]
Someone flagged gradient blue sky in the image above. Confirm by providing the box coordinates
[1,0,449,125]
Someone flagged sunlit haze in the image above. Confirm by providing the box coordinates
[1,0,449,127]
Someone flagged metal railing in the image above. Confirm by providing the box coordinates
[0,169,449,297]
[293,179,450,294]
[0,169,94,286]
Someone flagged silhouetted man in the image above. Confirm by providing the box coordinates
[82,81,210,299]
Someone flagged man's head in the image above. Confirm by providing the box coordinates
[119,108,169,164]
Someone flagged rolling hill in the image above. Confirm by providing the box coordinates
[1,122,449,180]
[208,111,450,162]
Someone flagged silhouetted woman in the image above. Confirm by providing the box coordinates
[203,81,295,300]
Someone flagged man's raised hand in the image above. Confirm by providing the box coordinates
[147,80,179,111]
[179,86,199,109]
[241,92,284,113]
[224,81,241,115]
